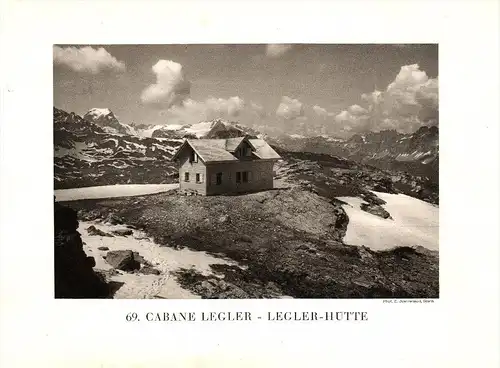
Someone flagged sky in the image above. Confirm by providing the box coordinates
[53,44,438,138]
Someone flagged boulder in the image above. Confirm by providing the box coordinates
[95,268,119,278]
[86,225,114,237]
[105,213,124,225]
[111,229,133,237]
[104,250,140,271]
[97,246,109,251]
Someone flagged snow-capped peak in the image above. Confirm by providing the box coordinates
[87,108,112,117]
[83,108,136,136]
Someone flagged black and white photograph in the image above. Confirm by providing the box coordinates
[2,0,500,367]
[53,44,439,299]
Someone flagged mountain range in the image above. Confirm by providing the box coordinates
[54,106,438,203]
[270,126,439,182]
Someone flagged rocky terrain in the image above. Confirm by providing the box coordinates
[274,149,438,205]
[54,107,181,189]
[63,185,438,299]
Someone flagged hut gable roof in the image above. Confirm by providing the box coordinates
[171,137,281,163]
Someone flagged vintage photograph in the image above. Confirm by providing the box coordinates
[53,44,439,299]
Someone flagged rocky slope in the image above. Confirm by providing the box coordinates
[63,186,438,299]
[54,107,267,189]
[54,107,181,189]
[274,148,438,205]
[83,108,136,135]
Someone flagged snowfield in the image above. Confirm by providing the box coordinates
[54,184,179,201]
[183,121,216,138]
[337,191,438,251]
[80,221,237,299]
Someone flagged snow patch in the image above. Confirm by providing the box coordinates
[183,121,217,138]
[80,221,237,299]
[87,108,111,117]
[162,124,184,131]
[54,184,179,201]
[54,142,100,162]
[102,138,119,147]
[135,125,165,138]
[337,191,438,251]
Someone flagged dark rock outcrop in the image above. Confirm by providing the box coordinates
[175,268,251,299]
[360,203,392,219]
[111,229,133,236]
[54,202,109,298]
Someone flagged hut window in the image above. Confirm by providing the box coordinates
[190,151,198,163]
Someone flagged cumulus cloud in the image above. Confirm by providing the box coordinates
[334,109,371,132]
[312,104,337,119]
[166,96,245,125]
[141,60,191,108]
[53,46,126,74]
[313,105,328,117]
[335,64,438,134]
[348,104,368,115]
[276,96,304,120]
[266,44,292,58]
[205,96,245,116]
